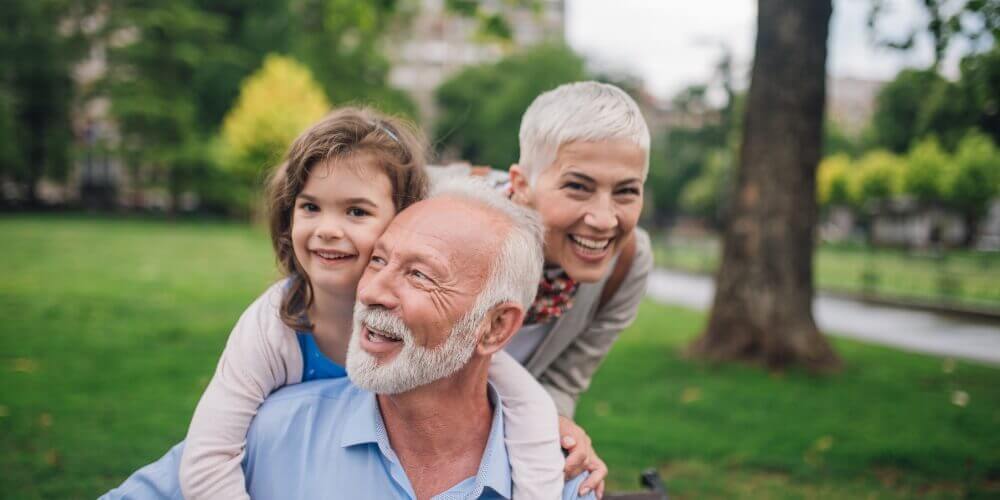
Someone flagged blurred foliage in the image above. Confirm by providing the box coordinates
[678,148,733,226]
[0,0,93,205]
[903,136,951,203]
[433,43,586,170]
[92,0,414,215]
[101,1,226,209]
[946,132,1000,225]
[816,131,999,246]
[851,150,906,206]
[867,0,999,69]
[868,48,1000,154]
[217,55,330,214]
[817,154,853,208]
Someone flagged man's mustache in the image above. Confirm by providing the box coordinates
[355,304,412,345]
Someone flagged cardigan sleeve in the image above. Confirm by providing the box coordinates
[538,228,653,418]
[178,281,303,500]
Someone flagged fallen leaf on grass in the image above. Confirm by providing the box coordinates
[681,387,702,404]
[12,358,38,373]
[951,390,969,407]
[39,413,53,428]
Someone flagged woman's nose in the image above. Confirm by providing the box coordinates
[583,196,618,232]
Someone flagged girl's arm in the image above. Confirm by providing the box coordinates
[488,350,565,500]
[179,282,303,500]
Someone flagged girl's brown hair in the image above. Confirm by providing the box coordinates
[265,107,429,330]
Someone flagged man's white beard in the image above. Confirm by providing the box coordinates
[346,300,488,395]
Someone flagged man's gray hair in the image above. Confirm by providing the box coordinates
[518,81,651,183]
[430,177,544,313]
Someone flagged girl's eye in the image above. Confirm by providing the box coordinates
[300,202,319,212]
[347,207,370,217]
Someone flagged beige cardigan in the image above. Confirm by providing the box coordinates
[523,227,653,418]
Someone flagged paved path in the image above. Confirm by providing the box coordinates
[645,269,1000,365]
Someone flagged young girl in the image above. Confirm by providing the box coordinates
[178,107,564,499]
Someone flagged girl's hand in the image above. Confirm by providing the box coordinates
[559,416,607,498]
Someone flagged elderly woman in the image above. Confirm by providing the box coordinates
[495,81,654,498]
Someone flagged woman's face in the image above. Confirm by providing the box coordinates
[291,155,396,297]
[511,139,645,283]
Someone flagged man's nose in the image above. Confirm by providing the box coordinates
[357,266,400,310]
[583,194,618,232]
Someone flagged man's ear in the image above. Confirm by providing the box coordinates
[508,164,531,204]
[477,302,525,356]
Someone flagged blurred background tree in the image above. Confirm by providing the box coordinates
[217,55,330,215]
[433,43,586,169]
[0,0,93,206]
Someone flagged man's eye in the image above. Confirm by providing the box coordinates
[347,207,370,217]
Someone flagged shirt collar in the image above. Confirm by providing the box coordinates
[339,383,512,499]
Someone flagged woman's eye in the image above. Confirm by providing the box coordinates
[616,187,641,196]
[347,207,370,217]
[369,255,386,266]
[563,182,588,192]
[411,269,429,280]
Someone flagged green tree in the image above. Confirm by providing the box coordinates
[852,150,904,206]
[868,69,947,153]
[433,44,586,170]
[101,0,226,211]
[218,54,330,213]
[692,0,839,369]
[816,154,853,208]
[868,0,999,69]
[0,0,91,205]
[678,148,733,226]
[945,132,1000,244]
[903,136,950,202]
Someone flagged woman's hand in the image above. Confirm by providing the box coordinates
[559,416,607,498]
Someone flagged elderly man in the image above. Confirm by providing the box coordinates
[102,179,594,500]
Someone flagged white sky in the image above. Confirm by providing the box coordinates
[565,0,981,101]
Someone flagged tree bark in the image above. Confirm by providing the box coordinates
[690,0,840,370]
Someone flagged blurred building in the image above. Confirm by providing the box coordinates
[826,77,883,135]
[387,0,565,124]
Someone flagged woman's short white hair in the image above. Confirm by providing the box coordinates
[429,177,544,313]
[518,81,651,183]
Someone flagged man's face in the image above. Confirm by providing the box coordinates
[346,197,507,394]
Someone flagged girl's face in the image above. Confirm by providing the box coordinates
[511,139,645,283]
[292,155,396,297]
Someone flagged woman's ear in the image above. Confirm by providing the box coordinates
[476,303,524,356]
[508,164,531,204]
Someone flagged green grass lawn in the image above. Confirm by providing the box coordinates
[2,215,998,499]
[654,237,1000,311]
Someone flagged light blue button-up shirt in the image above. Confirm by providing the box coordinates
[102,378,594,500]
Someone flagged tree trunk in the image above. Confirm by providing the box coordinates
[690,0,840,370]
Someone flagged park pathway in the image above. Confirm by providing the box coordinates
[645,269,1000,365]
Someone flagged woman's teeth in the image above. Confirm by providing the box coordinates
[569,234,611,250]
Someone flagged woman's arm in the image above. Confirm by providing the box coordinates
[179,282,303,500]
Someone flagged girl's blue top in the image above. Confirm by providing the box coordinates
[296,331,347,381]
